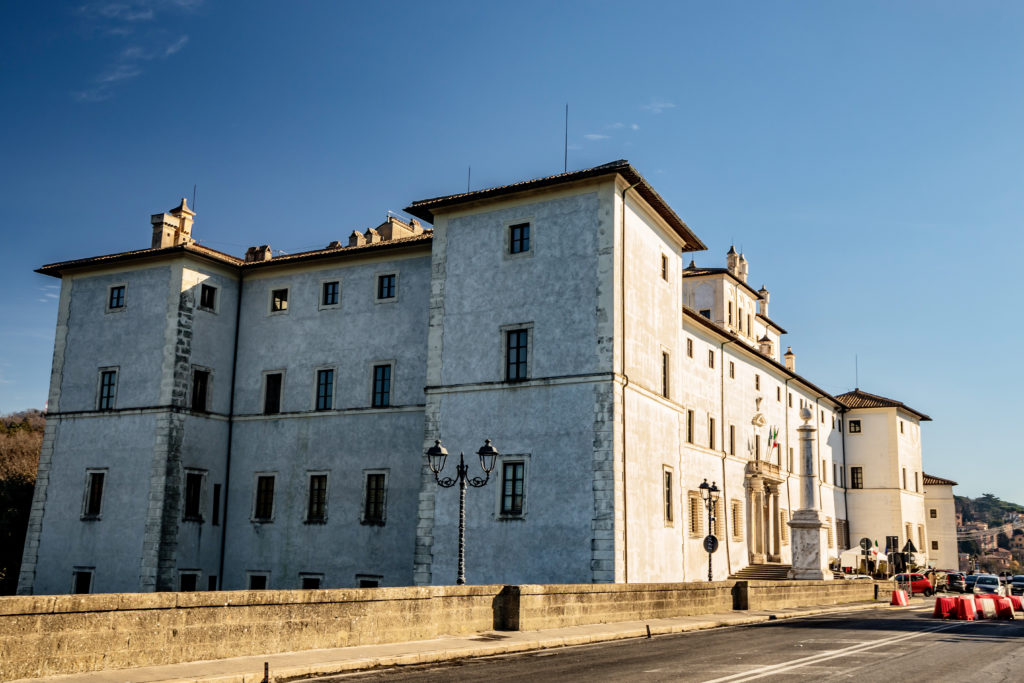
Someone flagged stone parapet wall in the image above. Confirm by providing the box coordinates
[508,581,739,631]
[0,585,501,681]
[738,579,875,610]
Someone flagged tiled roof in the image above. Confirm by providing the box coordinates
[36,234,433,278]
[835,389,932,421]
[404,160,707,252]
[683,263,763,299]
[923,473,958,486]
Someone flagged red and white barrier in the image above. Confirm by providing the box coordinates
[1008,595,1022,612]
[891,590,909,606]
[994,597,1015,620]
[975,596,998,619]
[956,596,976,621]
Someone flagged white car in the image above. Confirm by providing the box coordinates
[973,574,1006,596]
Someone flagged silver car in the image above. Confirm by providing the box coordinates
[973,574,1006,596]
[1011,575,1024,596]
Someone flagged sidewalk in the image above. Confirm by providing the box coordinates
[15,601,906,683]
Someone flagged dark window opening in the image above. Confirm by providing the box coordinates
[264,373,282,415]
[271,288,288,312]
[316,369,334,410]
[663,470,673,522]
[358,578,380,588]
[84,471,104,518]
[254,476,275,521]
[108,286,125,309]
[699,308,711,319]
[322,281,339,306]
[372,365,391,408]
[377,274,396,299]
[99,370,117,410]
[506,329,529,381]
[660,254,668,280]
[73,570,93,594]
[208,575,218,591]
[686,410,694,443]
[248,574,268,590]
[849,420,862,433]
[501,462,524,516]
[661,352,670,398]
[363,473,386,525]
[191,369,209,412]
[302,576,322,589]
[184,471,204,521]
[851,466,864,489]
[200,284,217,310]
[307,474,327,522]
[180,574,198,592]
[510,222,530,254]
[212,484,221,526]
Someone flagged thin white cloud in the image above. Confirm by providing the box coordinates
[164,35,188,56]
[584,134,610,141]
[607,122,625,129]
[642,100,676,114]
[630,123,639,130]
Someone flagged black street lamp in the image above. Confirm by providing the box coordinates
[426,438,499,585]
[698,478,721,582]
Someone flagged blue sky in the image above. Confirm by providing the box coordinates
[2,1,1022,501]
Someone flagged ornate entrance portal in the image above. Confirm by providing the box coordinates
[745,461,783,564]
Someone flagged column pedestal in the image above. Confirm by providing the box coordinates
[787,509,831,579]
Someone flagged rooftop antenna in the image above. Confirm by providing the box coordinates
[564,103,568,173]
[467,166,471,192]
[855,354,859,389]
[192,184,197,212]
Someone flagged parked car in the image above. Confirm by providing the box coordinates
[1010,575,1024,596]
[965,574,979,592]
[973,574,1006,596]
[894,573,934,596]
[945,572,967,593]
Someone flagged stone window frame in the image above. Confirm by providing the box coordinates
[729,361,735,379]
[178,569,201,592]
[251,472,277,523]
[360,468,389,526]
[318,278,341,311]
[503,217,535,261]
[198,282,219,314]
[72,567,94,594]
[495,453,530,520]
[305,470,329,524]
[269,287,290,315]
[96,366,119,411]
[848,419,861,433]
[246,571,270,590]
[931,540,939,551]
[190,364,213,413]
[687,491,703,537]
[106,283,127,314]
[501,322,533,382]
[662,465,674,526]
[300,572,325,589]
[313,365,336,411]
[261,369,285,415]
[182,467,207,523]
[929,508,937,519]
[81,468,107,520]
[730,499,744,541]
[374,270,400,303]
[369,360,396,408]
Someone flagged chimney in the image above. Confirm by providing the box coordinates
[758,335,774,358]
[726,245,739,276]
[348,230,366,247]
[244,245,273,262]
[784,346,795,372]
[365,228,382,244]
[326,240,342,249]
[738,253,748,283]
[150,198,196,248]
[376,215,425,241]
[758,285,770,318]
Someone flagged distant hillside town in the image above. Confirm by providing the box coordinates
[956,494,1024,574]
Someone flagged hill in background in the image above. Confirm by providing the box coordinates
[0,410,44,594]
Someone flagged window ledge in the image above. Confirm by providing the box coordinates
[183,516,204,523]
[80,515,101,522]
[360,519,386,527]
[497,514,525,521]
[304,519,327,525]
[250,518,274,524]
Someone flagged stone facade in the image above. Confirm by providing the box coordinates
[20,161,953,595]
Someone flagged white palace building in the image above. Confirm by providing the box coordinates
[19,161,958,594]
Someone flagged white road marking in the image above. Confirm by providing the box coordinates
[701,622,960,683]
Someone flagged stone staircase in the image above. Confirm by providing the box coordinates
[729,563,846,581]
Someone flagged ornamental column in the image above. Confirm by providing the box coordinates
[787,408,832,580]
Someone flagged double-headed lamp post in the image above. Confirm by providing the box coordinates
[698,479,721,582]
[426,439,499,585]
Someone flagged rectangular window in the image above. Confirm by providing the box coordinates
[660,254,668,280]
[98,369,117,410]
[729,425,735,456]
[788,447,793,471]
[747,314,752,334]
[363,472,387,525]
[788,393,792,408]
[731,500,743,540]
[709,417,716,450]
[316,369,334,410]
[754,374,761,391]
[377,274,396,299]
[357,577,380,588]
[851,466,863,489]
[183,470,204,521]
[822,459,827,483]
[931,540,938,551]
[510,222,530,254]
[663,469,673,523]
[688,492,702,536]
[501,462,525,516]
[270,288,289,312]
[849,420,861,433]
[914,471,919,492]
[661,352,670,398]
[248,573,268,590]
[191,369,210,412]
[307,474,328,522]
[729,361,735,379]
[212,484,221,526]
[826,517,835,548]
[179,572,199,592]
[506,329,529,381]
[108,285,125,310]
[728,301,733,325]
[686,338,693,358]
[199,284,217,311]
[776,387,781,402]
[372,364,392,407]
[699,308,711,319]
[208,575,218,591]
[708,349,714,368]
[301,574,323,590]
[780,511,790,543]
[73,569,93,594]
[900,420,904,434]
[83,470,105,518]
[738,308,743,332]
[322,281,339,307]
[686,410,694,443]
[253,475,275,521]
[930,508,937,519]
[902,468,907,490]
[755,434,761,459]
[264,372,283,415]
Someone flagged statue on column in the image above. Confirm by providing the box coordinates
[787,407,833,580]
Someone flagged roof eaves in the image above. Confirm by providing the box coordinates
[241,233,432,269]
[36,243,242,278]
[683,267,763,299]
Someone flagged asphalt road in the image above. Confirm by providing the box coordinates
[321,605,1024,682]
